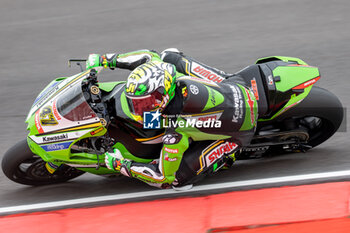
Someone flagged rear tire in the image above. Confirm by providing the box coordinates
[2,139,85,186]
[265,86,344,148]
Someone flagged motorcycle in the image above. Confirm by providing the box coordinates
[1,56,344,185]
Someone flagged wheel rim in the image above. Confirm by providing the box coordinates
[299,116,334,147]
[12,156,84,184]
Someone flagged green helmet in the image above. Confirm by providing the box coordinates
[125,61,177,117]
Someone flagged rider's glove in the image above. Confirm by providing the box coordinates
[105,149,124,170]
[86,54,103,70]
[105,149,132,177]
[86,53,119,70]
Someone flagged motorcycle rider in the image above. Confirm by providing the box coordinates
[86,49,258,189]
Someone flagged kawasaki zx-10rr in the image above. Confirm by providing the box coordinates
[1,56,344,185]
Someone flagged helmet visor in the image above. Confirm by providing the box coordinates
[127,89,163,116]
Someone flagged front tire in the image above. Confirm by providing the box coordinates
[2,139,85,186]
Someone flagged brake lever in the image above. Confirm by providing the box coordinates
[68,59,87,72]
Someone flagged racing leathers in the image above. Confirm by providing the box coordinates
[89,49,258,188]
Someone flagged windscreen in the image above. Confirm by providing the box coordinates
[56,82,96,122]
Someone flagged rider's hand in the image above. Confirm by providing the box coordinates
[105,149,124,170]
[86,54,103,70]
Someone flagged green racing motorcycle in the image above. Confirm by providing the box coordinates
[1,56,344,185]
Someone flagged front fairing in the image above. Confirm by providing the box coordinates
[27,70,101,134]
[26,71,106,163]
[26,71,90,122]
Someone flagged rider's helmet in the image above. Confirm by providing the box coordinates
[125,61,177,121]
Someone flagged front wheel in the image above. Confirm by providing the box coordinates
[1,139,85,186]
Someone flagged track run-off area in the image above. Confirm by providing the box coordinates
[1,180,350,233]
[1,169,350,215]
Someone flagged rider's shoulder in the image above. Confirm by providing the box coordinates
[176,76,220,88]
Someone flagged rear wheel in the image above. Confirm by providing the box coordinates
[253,86,343,155]
[2,139,85,186]
[276,86,343,148]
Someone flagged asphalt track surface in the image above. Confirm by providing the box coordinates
[0,0,349,209]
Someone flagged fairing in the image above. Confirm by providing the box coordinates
[26,72,106,166]
[255,56,321,120]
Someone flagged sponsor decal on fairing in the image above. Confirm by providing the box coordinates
[40,106,58,126]
[29,129,92,144]
[292,76,321,90]
[41,141,73,152]
[42,133,68,142]
[33,81,60,106]
[90,127,104,136]
[52,100,61,120]
[35,110,44,134]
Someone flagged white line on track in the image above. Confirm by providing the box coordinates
[1,170,350,214]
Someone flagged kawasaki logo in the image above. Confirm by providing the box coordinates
[229,85,243,123]
[42,133,68,142]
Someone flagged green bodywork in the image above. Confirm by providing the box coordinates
[273,66,319,92]
[256,56,320,121]
[25,73,144,176]
[256,56,308,65]
[259,86,313,121]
